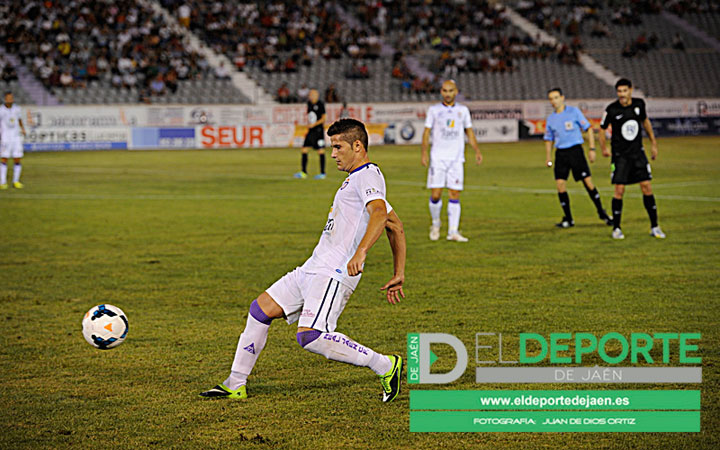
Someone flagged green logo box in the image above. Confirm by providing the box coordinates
[409,390,700,410]
[410,411,700,432]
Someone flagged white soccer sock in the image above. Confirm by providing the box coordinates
[448,199,461,233]
[224,304,272,390]
[13,164,21,183]
[429,197,442,227]
[303,331,393,376]
[0,163,6,185]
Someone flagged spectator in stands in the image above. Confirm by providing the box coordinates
[178,3,191,28]
[636,33,650,53]
[60,70,74,88]
[166,70,179,94]
[591,22,610,38]
[215,61,231,80]
[123,71,138,89]
[325,83,340,103]
[649,33,659,49]
[297,84,310,103]
[672,33,686,51]
[277,83,291,103]
[150,74,166,96]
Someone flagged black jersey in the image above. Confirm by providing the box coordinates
[307,100,325,133]
[600,98,647,156]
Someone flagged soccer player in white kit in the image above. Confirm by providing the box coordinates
[0,92,27,189]
[201,119,406,403]
[421,80,482,242]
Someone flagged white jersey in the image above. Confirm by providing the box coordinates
[424,102,472,162]
[0,104,23,142]
[301,162,392,290]
[0,103,22,142]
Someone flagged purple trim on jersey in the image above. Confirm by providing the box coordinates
[350,162,374,174]
[297,329,322,347]
[429,196,441,204]
[249,299,273,325]
[449,199,460,204]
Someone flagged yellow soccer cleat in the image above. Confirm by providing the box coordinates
[13,182,24,189]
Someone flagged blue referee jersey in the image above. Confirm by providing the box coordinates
[544,106,591,149]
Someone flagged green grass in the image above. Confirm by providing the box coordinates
[0,136,718,449]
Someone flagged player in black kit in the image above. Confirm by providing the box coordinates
[599,78,665,240]
[294,89,327,179]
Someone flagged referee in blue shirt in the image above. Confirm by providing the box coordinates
[544,88,612,228]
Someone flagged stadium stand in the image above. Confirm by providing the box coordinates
[0,0,250,104]
[514,0,720,97]
[1,0,717,104]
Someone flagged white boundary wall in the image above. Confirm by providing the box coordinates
[18,99,720,151]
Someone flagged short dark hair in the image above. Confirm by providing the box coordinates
[547,87,563,96]
[327,118,369,151]
[4,91,11,97]
[615,78,632,89]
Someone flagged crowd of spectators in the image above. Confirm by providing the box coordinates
[0,0,214,100]
[514,1,700,59]
[0,56,19,82]
[275,82,341,103]
[514,1,662,37]
[161,0,383,75]
[621,32,660,57]
[664,0,720,16]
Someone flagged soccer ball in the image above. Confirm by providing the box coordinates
[82,304,129,350]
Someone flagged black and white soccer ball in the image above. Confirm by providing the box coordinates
[82,304,129,350]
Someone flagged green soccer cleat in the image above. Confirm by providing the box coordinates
[199,383,247,399]
[0,183,7,190]
[380,355,403,403]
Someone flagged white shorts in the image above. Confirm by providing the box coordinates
[0,140,23,159]
[427,160,464,190]
[266,267,353,332]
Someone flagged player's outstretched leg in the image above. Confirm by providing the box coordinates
[583,178,612,225]
[200,298,277,399]
[297,329,402,402]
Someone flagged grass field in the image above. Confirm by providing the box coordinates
[0,136,718,449]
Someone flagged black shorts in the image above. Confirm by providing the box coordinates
[554,145,591,182]
[303,127,325,150]
[611,152,652,185]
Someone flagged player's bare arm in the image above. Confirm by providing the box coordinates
[545,140,553,167]
[381,209,406,304]
[465,128,483,165]
[599,126,610,157]
[347,199,388,276]
[314,113,327,128]
[421,127,431,166]
[587,126,596,163]
[643,117,658,160]
[19,118,26,137]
